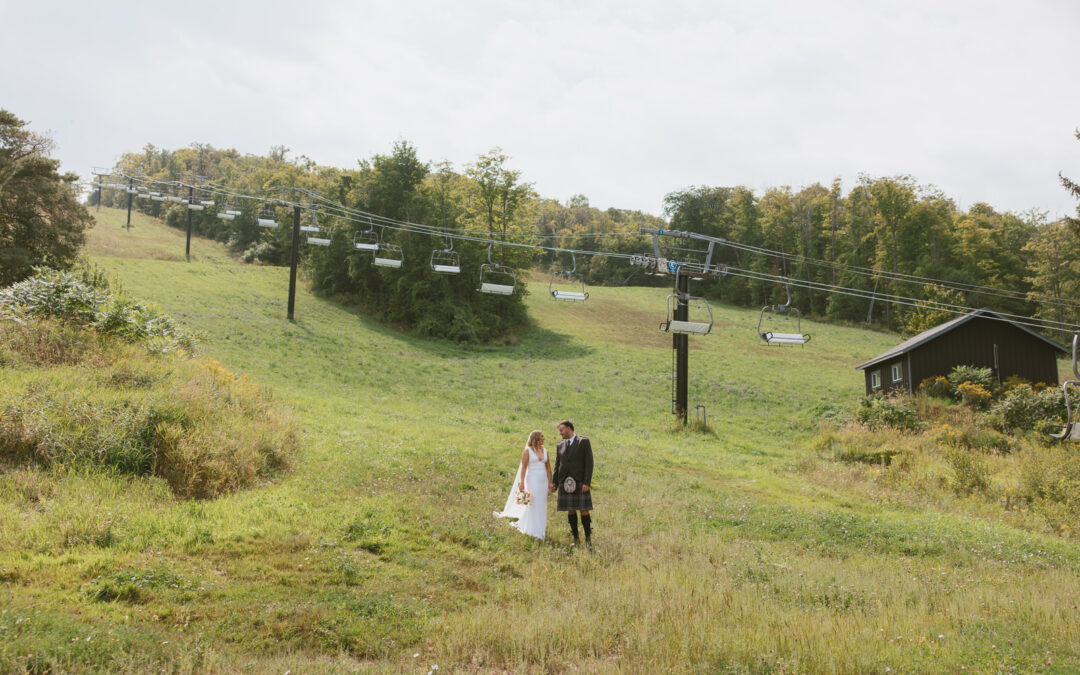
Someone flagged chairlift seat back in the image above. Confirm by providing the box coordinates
[217,213,235,220]
[257,217,278,227]
[432,264,460,274]
[307,237,331,246]
[374,257,403,268]
[300,225,320,233]
[188,203,205,211]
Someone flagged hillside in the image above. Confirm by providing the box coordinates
[2,206,1079,673]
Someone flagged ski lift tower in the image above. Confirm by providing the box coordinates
[636,229,726,425]
[270,186,323,320]
[179,173,209,260]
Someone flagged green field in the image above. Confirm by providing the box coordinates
[2,207,1079,673]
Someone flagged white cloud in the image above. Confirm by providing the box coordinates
[2,0,1077,217]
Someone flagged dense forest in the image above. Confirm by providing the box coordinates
[93,139,1080,342]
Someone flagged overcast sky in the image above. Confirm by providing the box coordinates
[2,0,1078,220]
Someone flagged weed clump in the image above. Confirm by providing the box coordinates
[854,395,924,432]
[0,318,297,499]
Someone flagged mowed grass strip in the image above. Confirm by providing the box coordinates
[0,207,1078,673]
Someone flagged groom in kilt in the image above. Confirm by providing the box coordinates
[552,420,593,547]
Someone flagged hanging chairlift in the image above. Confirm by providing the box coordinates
[549,251,589,301]
[371,228,403,267]
[216,201,240,221]
[302,207,330,246]
[659,287,714,335]
[757,280,811,345]
[1050,333,1080,442]
[430,236,460,274]
[256,204,278,228]
[352,217,379,252]
[478,242,516,295]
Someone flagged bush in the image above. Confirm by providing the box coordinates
[0,321,297,498]
[919,375,952,399]
[1019,445,1080,534]
[989,384,1066,433]
[931,422,1014,454]
[947,365,995,394]
[0,268,199,354]
[854,395,925,432]
[956,381,993,410]
[944,447,990,496]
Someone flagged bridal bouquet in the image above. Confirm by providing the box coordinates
[515,490,532,506]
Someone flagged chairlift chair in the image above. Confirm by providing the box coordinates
[549,251,589,301]
[659,291,714,335]
[302,208,330,246]
[757,280,810,345]
[373,242,404,268]
[256,204,278,228]
[478,242,516,295]
[352,217,379,251]
[216,201,239,221]
[430,237,460,274]
[1050,333,1080,442]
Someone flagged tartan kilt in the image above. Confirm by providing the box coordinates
[556,486,593,511]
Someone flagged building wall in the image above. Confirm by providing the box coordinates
[864,357,911,396]
[862,317,1061,395]
[906,317,1059,388]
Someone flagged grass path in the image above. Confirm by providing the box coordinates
[2,208,1079,673]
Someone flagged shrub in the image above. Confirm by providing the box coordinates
[956,381,993,410]
[931,422,1014,454]
[944,447,990,496]
[0,322,297,498]
[990,384,1066,432]
[947,365,995,394]
[855,395,925,432]
[1019,445,1080,534]
[0,269,199,355]
[919,375,952,399]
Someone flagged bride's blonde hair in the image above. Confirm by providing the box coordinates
[527,430,543,450]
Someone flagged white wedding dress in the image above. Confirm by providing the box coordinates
[493,447,549,539]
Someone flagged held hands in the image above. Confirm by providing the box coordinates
[582,484,590,492]
[548,482,555,493]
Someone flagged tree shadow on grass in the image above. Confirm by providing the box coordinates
[307,293,594,362]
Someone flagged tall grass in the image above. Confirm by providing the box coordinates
[1,207,1078,673]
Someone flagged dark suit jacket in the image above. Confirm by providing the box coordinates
[553,435,593,490]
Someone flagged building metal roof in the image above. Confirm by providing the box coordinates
[855,308,1066,371]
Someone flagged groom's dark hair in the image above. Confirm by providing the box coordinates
[560,420,574,431]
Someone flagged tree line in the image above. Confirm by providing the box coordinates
[88,135,1080,343]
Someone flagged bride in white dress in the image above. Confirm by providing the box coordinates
[493,430,553,539]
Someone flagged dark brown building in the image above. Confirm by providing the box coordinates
[855,309,1066,396]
